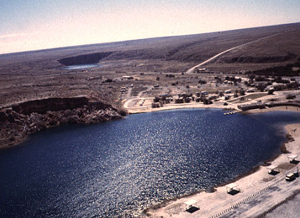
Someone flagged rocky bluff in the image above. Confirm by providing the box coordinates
[58,52,113,66]
[0,97,124,149]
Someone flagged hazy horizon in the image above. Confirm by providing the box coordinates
[1,21,300,56]
[1,0,300,55]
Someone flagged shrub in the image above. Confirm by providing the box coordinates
[118,109,128,116]
[104,78,113,83]
[239,89,245,95]
[286,94,296,99]
[198,79,207,84]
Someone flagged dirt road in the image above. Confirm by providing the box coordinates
[186,33,280,74]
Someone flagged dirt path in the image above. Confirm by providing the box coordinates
[186,33,280,74]
[137,86,152,98]
[123,86,152,109]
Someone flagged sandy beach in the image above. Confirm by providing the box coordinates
[123,90,300,115]
[131,103,300,217]
[124,98,235,114]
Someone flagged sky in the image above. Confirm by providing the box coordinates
[1,0,300,54]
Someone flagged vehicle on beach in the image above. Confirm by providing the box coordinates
[286,172,296,181]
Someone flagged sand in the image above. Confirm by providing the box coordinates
[124,98,235,114]
[265,192,300,218]
[244,106,300,114]
[144,120,300,218]
[125,99,300,218]
[123,90,300,115]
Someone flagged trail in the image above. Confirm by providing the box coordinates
[123,86,152,109]
[185,33,279,74]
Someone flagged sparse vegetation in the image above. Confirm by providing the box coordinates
[286,94,296,99]
[198,79,207,84]
[248,60,300,77]
[118,109,128,116]
[1,23,300,142]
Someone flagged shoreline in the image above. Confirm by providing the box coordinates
[126,101,236,115]
[0,97,123,150]
[2,99,300,217]
[143,106,300,218]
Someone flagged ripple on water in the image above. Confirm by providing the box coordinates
[0,109,300,217]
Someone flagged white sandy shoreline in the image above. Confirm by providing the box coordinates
[126,101,235,115]
[140,105,300,218]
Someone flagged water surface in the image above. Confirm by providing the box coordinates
[0,109,299,217]
[63,64,99,70]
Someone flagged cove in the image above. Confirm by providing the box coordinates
[0,109,299,217]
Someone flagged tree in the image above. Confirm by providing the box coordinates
[286,94,296,99]
[198,79,207,84]
[257,83,267,92]
[153,96,160,102]
[104,78,112,82]
[249,74,255,80]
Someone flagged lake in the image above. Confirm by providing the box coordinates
[63,64,99,70]
[0,109,299,217]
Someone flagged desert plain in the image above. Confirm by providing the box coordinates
[1,22,300,217]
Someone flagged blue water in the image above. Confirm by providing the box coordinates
[63,64,99,70]
[0,109,299,217]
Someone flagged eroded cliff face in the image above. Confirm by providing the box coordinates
[58,52,113,66]
[12,97,90,115]
[0,97,123,149]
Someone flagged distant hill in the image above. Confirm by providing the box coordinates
[1,22,300,119]
[209,25,300,72]
[1,22,300,73]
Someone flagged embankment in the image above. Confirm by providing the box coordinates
[0,97,123,149]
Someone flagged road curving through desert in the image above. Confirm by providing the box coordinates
[185,33,280,74]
